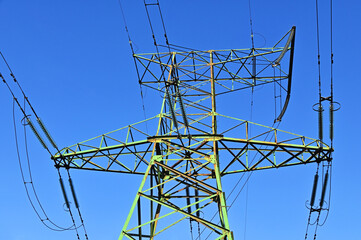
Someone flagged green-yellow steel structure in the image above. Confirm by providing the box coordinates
[52,27,333,239]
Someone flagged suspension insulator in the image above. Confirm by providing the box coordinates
[155,143,161,155]
[273,27,295,67]
[27,119,48,150]
[318,105,323,141]
[319,172,329,209]
[166,90,178,130]
[252,56,256,86]
[195,188,200,218]
[330,103,334,141]
[37,118,58,150]
[310,173,319,208]
[186,187,192,214]
[59,177,70,209]
[177,91,189,128]
[69,177,79,209]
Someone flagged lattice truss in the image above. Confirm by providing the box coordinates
[53,115,331,175]
[52,27,333,239]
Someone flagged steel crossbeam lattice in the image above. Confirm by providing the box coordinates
[52,27,333,239]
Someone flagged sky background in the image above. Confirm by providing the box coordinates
[0,0,360,239]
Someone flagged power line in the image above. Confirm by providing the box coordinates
[57,170,81,240]
[66,169,89,239]
[143,0,190,142]
[306,1,336,237]
[248,0,255,50]
[198,121,281,240]
[116,0,148,134]
[12,99,79,232]
[2,51,89,239]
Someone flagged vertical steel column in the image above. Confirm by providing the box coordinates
[210,51,233,239]
[210,50,217,136]
[119,156,156,240]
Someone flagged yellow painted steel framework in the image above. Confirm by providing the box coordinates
[52,27,332,239]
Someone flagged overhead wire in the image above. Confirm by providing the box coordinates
[197,1,295,238]
[119,1,297,239]
[225,122,281,209]
[12,98,80,231]
[305,0,335,238]
[2,52,88,239]
[198,121,281,240]
[249,0,256,116]
[143,0,191,141]
[244,1,255,237]
[57,170,81,240]
[329,0,336,148]
[248,0,255,50]
[304,163,320,239]
[305,0,324,237]
[305,163,331,240]
[23,99,83,231]
[315,0,324,145]
[117,2,195,239]
[1,51,41,120]
[202,32,294,239]
[243,182,249,240]
[0,51,60,152]
[143,2,200,237]
[143,0,174,134]
[222,1,287,237]
[317,163,332,227]
[324,0,334,225]
[1,72,52,156]
[117,0,149,134]
[66,169,89,240]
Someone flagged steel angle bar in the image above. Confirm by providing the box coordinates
[138,192,226,235]
[152,196,216,237]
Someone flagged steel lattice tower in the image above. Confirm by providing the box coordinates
[52,27,332,239]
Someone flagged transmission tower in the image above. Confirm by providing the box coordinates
[51,26,333,239]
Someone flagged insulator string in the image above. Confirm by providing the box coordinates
[3,51,88,238]
[12,99,80,232]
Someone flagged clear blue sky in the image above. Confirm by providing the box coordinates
[0,0,360,239]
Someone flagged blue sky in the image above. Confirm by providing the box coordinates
[0,0,360,239]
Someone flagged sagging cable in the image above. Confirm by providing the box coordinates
[1,72,52,154]
[12,99,77,232]
[12,67,59,151]
[2,51,86,238]
[1,52,59,153]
